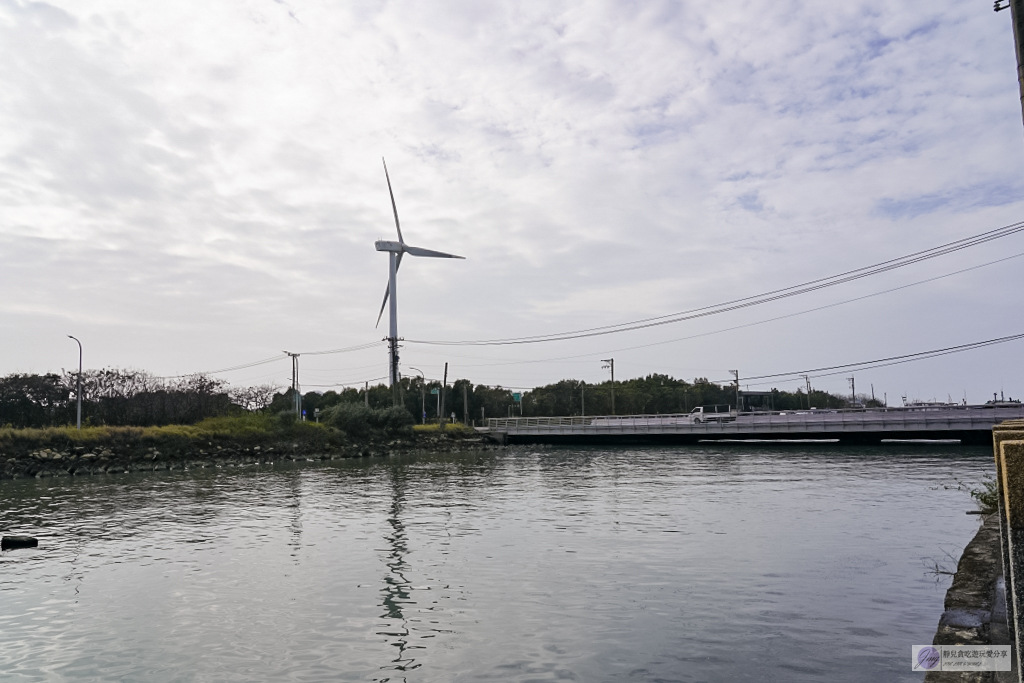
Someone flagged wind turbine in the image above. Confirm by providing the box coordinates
[375,158,464,406]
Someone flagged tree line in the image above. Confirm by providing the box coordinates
[0,368,876,429]
[517,374,870,417]
[273,373,871,424]
[0,370,270,429]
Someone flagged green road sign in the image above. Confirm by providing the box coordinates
[512,393,522,402]
[430,388,439,395]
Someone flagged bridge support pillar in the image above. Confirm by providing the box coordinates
[484,431,507,446]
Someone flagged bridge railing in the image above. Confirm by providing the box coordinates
[486,404,1024,433]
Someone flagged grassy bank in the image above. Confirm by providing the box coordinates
[0,410,496,480]
[0,413,341,451]
[412,423,476,434]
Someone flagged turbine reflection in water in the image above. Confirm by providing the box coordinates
[287,473,303,562]
[376,464,421,681]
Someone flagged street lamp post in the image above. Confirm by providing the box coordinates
[730,370,739,412]
[409,367,426,424]
[601,359,615,415]
[67,335,82,430]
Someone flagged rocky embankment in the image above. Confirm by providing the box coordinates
[0,432,501,480]
[926,513,1014,683]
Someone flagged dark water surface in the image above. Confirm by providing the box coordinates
[0,444,993,682]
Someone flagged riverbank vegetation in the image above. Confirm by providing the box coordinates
[0,404,415,449]
[971,477,999,514]
[0,406,487,481]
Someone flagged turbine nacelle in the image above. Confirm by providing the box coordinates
[375,240,403,253]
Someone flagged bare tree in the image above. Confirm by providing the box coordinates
[230,384,280,412]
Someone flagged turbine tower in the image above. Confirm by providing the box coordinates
[375,158,464,406]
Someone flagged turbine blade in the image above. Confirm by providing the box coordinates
[375,285,389,328]
[374,253,403,328]
[382,157,404,244]
[404,245,465,259]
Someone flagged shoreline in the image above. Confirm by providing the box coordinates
[926,512,1015,682]
[0,431,501,480]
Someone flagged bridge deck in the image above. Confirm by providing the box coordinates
[486,405,1024,444]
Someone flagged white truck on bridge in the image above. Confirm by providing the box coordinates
[689,405,737,424]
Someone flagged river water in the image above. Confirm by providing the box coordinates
[0,444,994,682]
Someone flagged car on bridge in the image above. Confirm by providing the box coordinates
[690,405,737,424]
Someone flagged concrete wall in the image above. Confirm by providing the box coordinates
[993,420,1024,681]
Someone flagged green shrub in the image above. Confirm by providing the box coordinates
[322,403,413,439]
[275,410,298,430]
[971,477,999,514]
[193,413,275,436]
[378,406,414,436]
[322,403,374,438]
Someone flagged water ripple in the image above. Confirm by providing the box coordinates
[0,444,990,682]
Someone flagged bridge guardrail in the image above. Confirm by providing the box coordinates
[487,405,1024,435]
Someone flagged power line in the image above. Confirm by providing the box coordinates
[422,249,1024,370]
[302,375,388,389]
[724,332,1024,387]
[158,342,382,380]
[405,220,1024,346]
[150,222,1024,385]
[296,342,381,356]
[158,354,285,379]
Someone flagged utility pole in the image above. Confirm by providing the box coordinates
[463,383,469,425]
[580,381,585,417]
[601,359,615,414]
[801,374,811,410]
[67,335,82,430]
[730,370,739,412]
[439,362,448,428]
[284,351,301,418]
[388,334,401,407]
[364,381,369,408]
[847,377,856,408]
[996,0,1024,132]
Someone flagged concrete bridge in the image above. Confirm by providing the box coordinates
[485,404,1024,445]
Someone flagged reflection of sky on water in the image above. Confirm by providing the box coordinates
[0,446,997,682]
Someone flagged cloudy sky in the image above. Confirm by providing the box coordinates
[2,0,1024,403]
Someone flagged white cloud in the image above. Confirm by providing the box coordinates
[0,0,1022,400]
